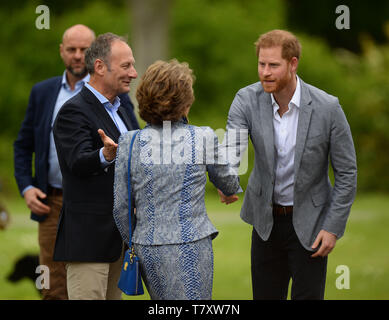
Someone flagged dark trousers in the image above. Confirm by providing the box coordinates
[251,214,327,300]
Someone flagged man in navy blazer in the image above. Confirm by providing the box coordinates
[13,25,138,300]
[53,33,139,300]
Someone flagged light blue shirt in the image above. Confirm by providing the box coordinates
[22,71,89,196]
[84,82,128,167]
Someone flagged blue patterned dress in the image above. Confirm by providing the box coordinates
[113,120,241,300]
[134,237,213,299]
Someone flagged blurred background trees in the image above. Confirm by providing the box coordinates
[0,0,388,194]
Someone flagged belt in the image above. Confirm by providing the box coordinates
[273,204,293,216]
[47,186,63,197]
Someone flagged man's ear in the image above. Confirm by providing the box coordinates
[290,56,299,73]
[94,59,105,76]
[59,43,64,59]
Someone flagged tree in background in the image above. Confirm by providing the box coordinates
[128,0,172,106]
[285,0,389,53]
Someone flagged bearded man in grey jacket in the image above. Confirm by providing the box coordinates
[220,29,357,300]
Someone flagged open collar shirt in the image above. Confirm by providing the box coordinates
[271,76,301,206]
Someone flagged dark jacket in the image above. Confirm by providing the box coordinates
[52,86,139,262]
[13,76,138,223]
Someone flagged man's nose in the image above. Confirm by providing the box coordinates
[130,66,138,79]
[262,65,272,76]
[74,49,83,59]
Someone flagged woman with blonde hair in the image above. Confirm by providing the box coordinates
[113,59,241,300]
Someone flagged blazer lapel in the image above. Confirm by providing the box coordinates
[80,87,121,142]
[294,80,313,181]
[42,77,62,151]
[258,92,275,175]
[44,77,62,132]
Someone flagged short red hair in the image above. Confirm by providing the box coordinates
[255,29,302,61]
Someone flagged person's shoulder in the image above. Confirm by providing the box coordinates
[193,125,214,133]
[119,129,140,144]
[301,79,339,107]
[56,90,86,119]
[31,75,62,92]
[190,125,218,141]
[236,81,264,97]
[233,82,266,109]
[61,93,83,111]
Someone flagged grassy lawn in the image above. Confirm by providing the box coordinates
[0,192,388,300]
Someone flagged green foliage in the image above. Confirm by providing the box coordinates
[0,1,131,138]
[0,0,388,193]
[337,33,389,191]
[296,32,389,191]
[170,0,285,189]
[0,1,131,193]
[1,0,388,302]
[170,0,286,130]
[285,0,389,53]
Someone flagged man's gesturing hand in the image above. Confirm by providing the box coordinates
[311,229,337,258]
[98,129,118,162]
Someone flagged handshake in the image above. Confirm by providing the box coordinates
[99,128,241,206]
[217,189,239,205]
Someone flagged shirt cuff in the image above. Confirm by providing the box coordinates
[99,147,115,168]
[236,185,244,194]
[22,185,34,197]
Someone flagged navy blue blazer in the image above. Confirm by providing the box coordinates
[13,76,139,222]
[53,86,139,262]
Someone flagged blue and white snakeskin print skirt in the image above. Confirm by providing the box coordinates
[134,236,214,300]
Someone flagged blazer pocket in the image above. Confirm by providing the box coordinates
[247,184,262,197]
[311,191,328,207]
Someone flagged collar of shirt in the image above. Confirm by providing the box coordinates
[61,70,90,91]
[145,117,189,129]
[271,75,301,116]
[84,82,121,112]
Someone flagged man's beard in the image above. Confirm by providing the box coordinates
[261,71,292,94]
[67,65,88,78]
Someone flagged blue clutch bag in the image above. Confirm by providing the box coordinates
[118,246,144,295]
[118,130,144,296]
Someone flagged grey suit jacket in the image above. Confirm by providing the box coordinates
[227,78,357,251]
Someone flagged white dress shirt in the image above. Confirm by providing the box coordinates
[271,76,301,206]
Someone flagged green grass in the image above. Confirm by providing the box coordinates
[0,192,388,300]
[0,198,40,299]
